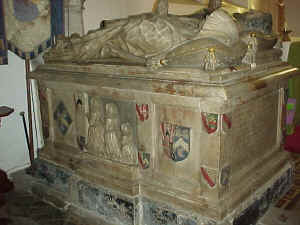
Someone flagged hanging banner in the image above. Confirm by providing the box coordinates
[4,0,51,60]
[50,0,65,43]
[0,0,64,63]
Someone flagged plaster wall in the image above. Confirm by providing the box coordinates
[169,3,202,15]
[82,0,128,34]
[65,0,84,36]
[285,0,300,38]
[79,0,300,38]
[126,0,200,15]
[0,52,30,173]
[126,0,155,15]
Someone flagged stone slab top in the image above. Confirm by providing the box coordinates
[30,61,299,86]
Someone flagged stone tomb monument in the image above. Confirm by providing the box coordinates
[29,1,299,224]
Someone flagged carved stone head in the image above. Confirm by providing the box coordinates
[121,122,133,136]
[153,0,168,16]
[105,103,119,118]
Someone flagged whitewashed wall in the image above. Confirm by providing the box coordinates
[286,0,300,38]
[65,0,85,36]
[83,0,128,33]
[83,0,158,34]
[0,52,30,174]
[169,3,203,15]
[127,0,201,15]
[83,0,203,34]
[126,0,155,15]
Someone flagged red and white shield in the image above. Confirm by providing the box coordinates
[136,104,149,122]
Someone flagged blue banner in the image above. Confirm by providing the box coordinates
[51,0,65,41]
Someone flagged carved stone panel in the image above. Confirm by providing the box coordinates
[48,90,139,165]
[85,98,138,165]
[86,97,105,157]
[157,105,201,186]
[51,90,77,148]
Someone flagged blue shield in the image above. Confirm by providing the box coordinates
[171,126,190,162]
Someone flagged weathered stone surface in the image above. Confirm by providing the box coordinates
[31,183,70,210]
[77,181,134,225]
[141,197,215,225]
[233,168,293,225]
[32,159,71,193]
[28,158,293,225]
[28,58,299,225]
[233,10,273,35]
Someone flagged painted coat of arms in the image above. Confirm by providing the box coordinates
[161,122,190,162]
[138,152,150,169]
[201,112,218,134]
[54,101,72,136]
[136,104,149,122]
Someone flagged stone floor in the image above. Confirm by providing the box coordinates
[258,206,300,225]
[0,191,73,225]
[0,169,97,225]
[0,167,299,225]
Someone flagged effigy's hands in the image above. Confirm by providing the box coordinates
[145,54,168,70]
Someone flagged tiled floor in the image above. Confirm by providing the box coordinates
[0,166,300,225]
